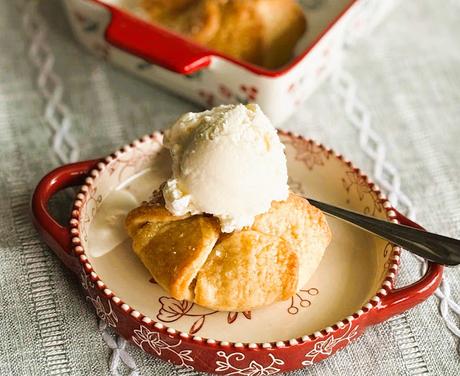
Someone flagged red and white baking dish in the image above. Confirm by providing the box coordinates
[32,131,442,374]
[63,0,397,123]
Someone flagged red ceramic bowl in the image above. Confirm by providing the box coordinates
[31,132,443,374]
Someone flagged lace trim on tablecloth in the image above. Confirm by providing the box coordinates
[332,67,460,374]
[20,0,139,375]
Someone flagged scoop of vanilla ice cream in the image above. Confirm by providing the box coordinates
[162,104,289,233]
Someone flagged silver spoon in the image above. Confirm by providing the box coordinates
[307,198,460,266]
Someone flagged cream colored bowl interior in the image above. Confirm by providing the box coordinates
[79,134,394,343]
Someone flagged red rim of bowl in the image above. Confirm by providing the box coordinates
[70,130,401,350]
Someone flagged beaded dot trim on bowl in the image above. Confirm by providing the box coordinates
[69,130,400,349]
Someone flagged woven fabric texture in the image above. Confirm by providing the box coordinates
[0,0,459,375]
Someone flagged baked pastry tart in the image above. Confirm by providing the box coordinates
[139,0,307,69]
[125,191,331,311]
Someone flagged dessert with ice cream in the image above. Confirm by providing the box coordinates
[125,104,331,311]
[162,104,289,232]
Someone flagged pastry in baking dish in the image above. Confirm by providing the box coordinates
[139,0,307,69]
[125,191,331,311]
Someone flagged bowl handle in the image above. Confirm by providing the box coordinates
[102,4,212,74]
[369,210,444,325]
[31,159,101,275]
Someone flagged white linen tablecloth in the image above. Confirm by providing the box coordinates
[0,0,459,375]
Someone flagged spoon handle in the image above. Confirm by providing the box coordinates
[308,198,460,266]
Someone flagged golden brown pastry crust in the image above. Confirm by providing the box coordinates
[195,230,298,311]
[126,194,220,300]
[125,192,331,311]
[140,0,307,69]
[252,193,332,289]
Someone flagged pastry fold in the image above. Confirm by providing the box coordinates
[126,199,220,301]
[125,193,331,311]
[194,231,298,311]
